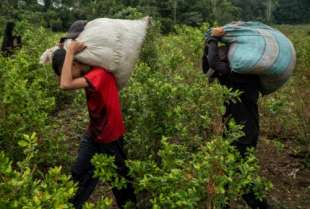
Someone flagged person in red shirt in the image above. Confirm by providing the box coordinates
[52,41,136,209]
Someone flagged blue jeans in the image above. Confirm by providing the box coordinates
[69,135,136,209]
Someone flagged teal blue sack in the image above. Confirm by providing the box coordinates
[221,21,296,94]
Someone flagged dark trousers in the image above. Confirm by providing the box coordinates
[223,80,270,209]
[70,135,136,209]
[224,81,260,157]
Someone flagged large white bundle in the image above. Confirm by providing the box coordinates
[41,17,150,89]
[68,17,149,88]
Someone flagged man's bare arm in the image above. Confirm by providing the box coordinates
[60,41,88,90]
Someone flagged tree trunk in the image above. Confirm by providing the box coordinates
[266,0,273,22]
[173,0,178,25]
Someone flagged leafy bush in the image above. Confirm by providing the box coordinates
[0,23,71,166]
[118,25,272,208]
[0,133,76,209]
[128,135,271,209]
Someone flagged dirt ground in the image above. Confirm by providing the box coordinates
[256,138,310,209]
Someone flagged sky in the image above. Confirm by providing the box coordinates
[37,0,44,6]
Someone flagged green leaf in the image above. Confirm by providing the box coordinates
[18,140,28,147]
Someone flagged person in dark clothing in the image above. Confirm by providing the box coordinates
[202,33,273,209]
[203,36,261,157]
[69,135,136,209]
[51,21,137,209]
[1,22,22,56]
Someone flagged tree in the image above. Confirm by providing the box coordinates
[232,0,266,21]
[273,0,310,24]
[265,0,278,23]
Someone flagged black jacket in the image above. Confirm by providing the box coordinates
[202,39,261,90]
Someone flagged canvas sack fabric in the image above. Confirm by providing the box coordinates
[221,21,296,94]
[40,17,150,89]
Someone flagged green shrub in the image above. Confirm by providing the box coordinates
[0,23,71,166]
[128,135,271,209]
[119,25,272,208]
[0,133,76,209]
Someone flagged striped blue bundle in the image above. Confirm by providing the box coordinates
[222,21,296,94]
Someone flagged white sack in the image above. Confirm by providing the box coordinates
[40,46,59,65]
[65,17,150,89]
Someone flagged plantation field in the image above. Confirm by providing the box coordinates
[0,23,309,209]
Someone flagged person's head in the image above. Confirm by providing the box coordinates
[52,48,86,78]
[202,42,229,74]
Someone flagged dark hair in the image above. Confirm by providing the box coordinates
[52,48,66,76]
[52,20,87,75]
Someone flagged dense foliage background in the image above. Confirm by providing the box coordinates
[1,0,310,33]
[0,1,309,209]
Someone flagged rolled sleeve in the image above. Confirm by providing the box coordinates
[84,68,106,91]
